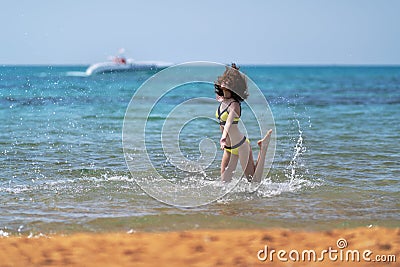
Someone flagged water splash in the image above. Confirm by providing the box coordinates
[219,113,317,201]
[285,117,307,185]
[0,230,10,237]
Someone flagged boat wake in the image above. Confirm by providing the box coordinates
[66,71,88,77]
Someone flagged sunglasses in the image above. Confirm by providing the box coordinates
[214,84,224,96]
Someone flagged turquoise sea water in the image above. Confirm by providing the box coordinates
[0,65,399,235]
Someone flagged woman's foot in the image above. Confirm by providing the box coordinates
[257,129,272,150]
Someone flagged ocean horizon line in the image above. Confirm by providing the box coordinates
[1,63,400,68]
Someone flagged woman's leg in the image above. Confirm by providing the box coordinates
[238,130,272,182]
[238,141,255,182]
[252,129,273,182]
[221,150,239,182]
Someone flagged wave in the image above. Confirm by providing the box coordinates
[268,95,400,106]
[0,173,135,195]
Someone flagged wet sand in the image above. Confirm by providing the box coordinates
[0,227,399,266]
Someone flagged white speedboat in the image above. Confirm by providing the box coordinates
[86,57,172,75]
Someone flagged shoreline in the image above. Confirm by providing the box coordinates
[1,227,398,267]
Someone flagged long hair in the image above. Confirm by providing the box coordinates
[215,63,248,102]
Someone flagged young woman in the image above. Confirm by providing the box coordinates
[215,63,272,182]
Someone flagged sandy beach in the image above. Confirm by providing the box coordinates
[1,227,398,267]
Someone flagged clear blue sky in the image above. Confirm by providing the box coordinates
[1,0,400,65]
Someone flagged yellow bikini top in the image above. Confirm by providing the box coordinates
[216,100,241,125]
